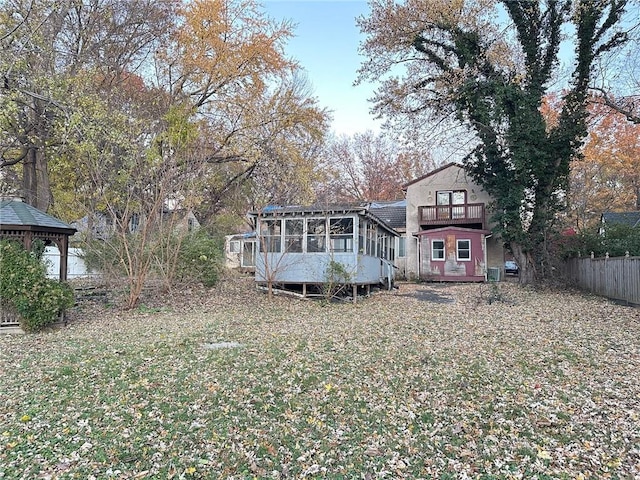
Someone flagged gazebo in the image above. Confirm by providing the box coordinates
[0,199,77,281]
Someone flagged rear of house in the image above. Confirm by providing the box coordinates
[404,163,505,281]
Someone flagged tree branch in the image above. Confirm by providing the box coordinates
[590,87,640,124]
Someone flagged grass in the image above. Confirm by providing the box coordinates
[1,277,639,479]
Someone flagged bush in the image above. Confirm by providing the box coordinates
[559,224,640,259]
[0,240,75,332]
[175,231,224,287]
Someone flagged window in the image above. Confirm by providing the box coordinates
[129,213,140,232]
[457,239,471,261]
[285,219,303,253]
[242,241,256,267]
[432,240,445,260]
[229,240,240,253]
[307,218,326,252]
[377,233,385,258]
[437,190,467,219]
[398,236,406,258]
[260,219,281,252]
[329,217,354,253]
[187,218,195,232]
[367,225,376,256]
[359,220,366,254]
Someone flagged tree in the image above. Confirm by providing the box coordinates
[318,131,436,203]
[358,0,635,284]
[154,0,329,222]
[566,98,640,230]
[0,0,173,211]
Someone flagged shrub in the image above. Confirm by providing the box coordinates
[175,231,224,287]
[559,224,640,259]
[0,240,75,332]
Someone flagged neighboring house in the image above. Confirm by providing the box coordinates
[600,211,640,235]
[224,232,257,271]
[403,163,505,282]
[247,203,400,298]
[71,208,200,241]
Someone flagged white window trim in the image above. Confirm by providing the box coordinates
[431,239,445,260]
[456,239,471,261]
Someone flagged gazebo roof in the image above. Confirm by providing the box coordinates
[0,200,76,234]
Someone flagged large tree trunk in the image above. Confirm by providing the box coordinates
[22,99,52,211]
[511,242,536,285]
[23,146,51,211]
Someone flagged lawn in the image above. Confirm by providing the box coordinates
[1,277,639,479]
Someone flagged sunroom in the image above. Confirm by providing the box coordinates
[248,204,399,299]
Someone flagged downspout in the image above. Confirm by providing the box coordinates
[415,234,420,280]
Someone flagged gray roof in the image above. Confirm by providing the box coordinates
[0,200,76,232]
[368,200,406,230]
[601,211,640,228]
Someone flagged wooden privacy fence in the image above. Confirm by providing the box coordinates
[564,255,640,306]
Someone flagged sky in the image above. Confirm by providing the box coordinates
[262,0,382,136]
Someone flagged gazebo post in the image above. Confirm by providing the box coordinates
[59,236,69,282]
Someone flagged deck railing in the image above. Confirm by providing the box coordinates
[419,203,485,227]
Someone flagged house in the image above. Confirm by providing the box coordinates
[71,208,200,241]
[403,163,505,282]
[224,232,257,271]
[600,211,640,234]
[247,203,400,299]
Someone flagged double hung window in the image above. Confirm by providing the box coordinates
[432,240,445,260]
[457,239,471,261]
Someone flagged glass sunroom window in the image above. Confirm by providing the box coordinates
[329,217,354,253]
[307,218,326,252]
[285,219,303,253]
[260,219,281,252]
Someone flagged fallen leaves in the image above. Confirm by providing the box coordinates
[0,278,639,478]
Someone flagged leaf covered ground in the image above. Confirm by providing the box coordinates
[1,276,639,479]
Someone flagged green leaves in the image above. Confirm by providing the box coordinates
[0,240,74,332]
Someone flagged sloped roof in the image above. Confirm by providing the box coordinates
[0,200,76,233]
[369,200,406,230]
[601,211,640,228]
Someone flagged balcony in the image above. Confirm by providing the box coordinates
[418,203,485,228]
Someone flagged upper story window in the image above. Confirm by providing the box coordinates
[437,190,466,219]
[437,190,466,205]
